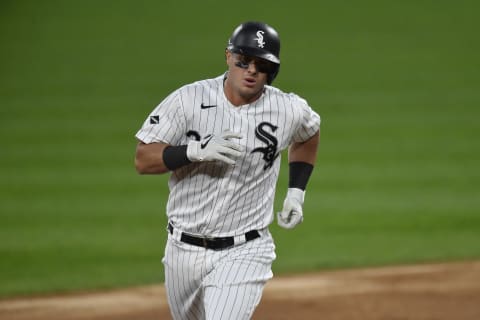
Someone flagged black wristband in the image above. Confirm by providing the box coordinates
[163,145,191,171]
[289,162,314,190]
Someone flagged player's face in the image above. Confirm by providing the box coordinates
[224,51,271,105]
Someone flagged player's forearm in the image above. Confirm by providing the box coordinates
[288,130,320,165]
[135,141,170,174]
[286,130,320,190]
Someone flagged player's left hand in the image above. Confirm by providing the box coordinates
[277,188,305,229]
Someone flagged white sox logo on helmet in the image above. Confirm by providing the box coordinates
[254,30,265,48]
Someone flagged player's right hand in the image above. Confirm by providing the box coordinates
[186,131,244,165]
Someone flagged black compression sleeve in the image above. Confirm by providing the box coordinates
[162,145,191,171]
[289,162,314,190]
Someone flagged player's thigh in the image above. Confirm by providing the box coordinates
[203,236,275,320]
[163,238,207,319]
[204,280,266,320]
[163,237,207,288]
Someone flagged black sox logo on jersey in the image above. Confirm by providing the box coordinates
[251,122,279,170]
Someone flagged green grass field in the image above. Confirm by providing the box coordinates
[1,0,479,297]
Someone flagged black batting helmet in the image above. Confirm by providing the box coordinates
[227,21,281,84]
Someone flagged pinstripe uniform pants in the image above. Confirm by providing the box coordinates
[162,229,276,320]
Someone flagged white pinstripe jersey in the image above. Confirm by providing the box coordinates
[136,74,320,237]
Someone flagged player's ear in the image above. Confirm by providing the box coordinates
[225,50,232,68]
[225,49,232,62]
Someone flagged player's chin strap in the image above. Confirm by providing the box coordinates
[277,162,314,229]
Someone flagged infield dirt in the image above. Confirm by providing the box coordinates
[1,261,479,320]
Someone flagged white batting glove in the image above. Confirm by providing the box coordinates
[186,131,244,165]
[277,188,305,229]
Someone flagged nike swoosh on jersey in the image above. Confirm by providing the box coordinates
[200,135,213,149]
[201,103,217,109]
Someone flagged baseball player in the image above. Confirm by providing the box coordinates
[135,21,320,319]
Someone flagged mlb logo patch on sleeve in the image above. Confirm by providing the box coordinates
[150,115,160,124]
